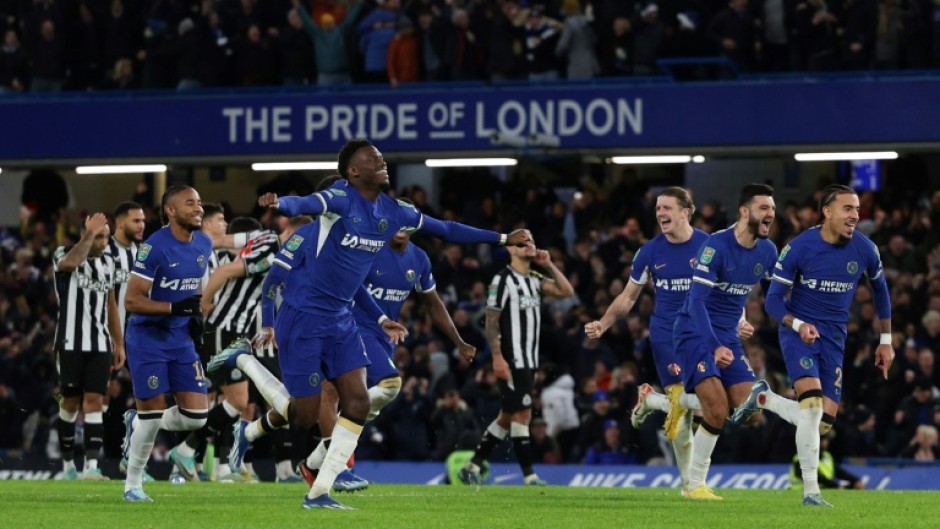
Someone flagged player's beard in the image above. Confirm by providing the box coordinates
[125,226,143,243]
[747,216,769,239]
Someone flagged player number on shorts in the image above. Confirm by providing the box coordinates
[834,366,843,388]
[192,361,206,381]
[741,355,754,373]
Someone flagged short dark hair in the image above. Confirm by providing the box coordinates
[316,174,343,192]
[337,139,372,179]
[202,202,224,219]
[287,215,314,229]
[161,185,195,223]
[738,183,774,207]
[819,184,856,211]
[658,186,695,215]
[227,216,262,234]
[113,201,143,219]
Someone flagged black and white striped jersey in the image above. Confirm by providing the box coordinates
[487,266,543,370]
[53,246,116,353]
[207,232,280,335]
[104,237,136,330]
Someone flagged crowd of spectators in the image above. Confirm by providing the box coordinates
[2,0,940,94]
[3,166,940,472]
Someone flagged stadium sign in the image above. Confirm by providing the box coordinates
[2,77,940,162]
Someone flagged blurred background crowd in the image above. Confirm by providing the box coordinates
[2,166,940,470]
[3,0,940,93]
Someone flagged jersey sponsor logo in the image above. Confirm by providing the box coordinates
[779,244,790,262]
[406,269,416,282]
[138,243,151,261]
[654,277,691,292]
[368,284,411,302]
[340,234,385,253]
[800,277,854,293]
[715,282,754,295]
[286,234,304,251]
[147,375,159,389]
[159,277,200,291]
[518,295,541,308]
[847,261,859,274]
[700,246,716,264]
[77,273,113,293]
[115,269,130,284]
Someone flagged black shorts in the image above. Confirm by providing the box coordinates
[57,350,111,397]
[497,367,535,413]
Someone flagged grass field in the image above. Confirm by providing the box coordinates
[2,481,939,529]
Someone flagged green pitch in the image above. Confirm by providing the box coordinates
[2,482,938,529]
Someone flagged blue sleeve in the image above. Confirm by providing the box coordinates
[867,243,891,320]
[689,241,722,351]
[132,239,161,282]
[420,216,501,245]
[353,284,385,322]
[273,229,309,271]
[688,281,721,352]
[278,191,349,217]
[764,279,790,324]
[417,250,436,293]
[630,244,651,284]
[260,263,288,327]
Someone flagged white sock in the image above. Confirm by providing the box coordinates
[306,437,329,470]
[760,389,799,425]
[160,406,208,431]
[688,427,719,490]
[796,406,823,495]
[308,420,361,498]
[63,459,76,472]
[679,393,702,410]
[85,458,98,471]
[217,460,232,478]
[245,419,266,442]
[236,355,291,418]
[672,413,694,489]
[125,411,162,491]
[646,391,669,412]
[277,459,294,480]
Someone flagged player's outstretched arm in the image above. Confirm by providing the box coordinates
[421,290,476,361]
[420,216,532,247]
[586,280,642,339]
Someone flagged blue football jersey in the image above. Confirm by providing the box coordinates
[680,226,778,338]
[630,229,709,335]
[353,242,435,333]
[127,227,213,346]
[770,227,884,325]
[273,181,425,316]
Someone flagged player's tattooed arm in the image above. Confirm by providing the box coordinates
[485,307,509,381]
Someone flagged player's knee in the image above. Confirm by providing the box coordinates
[179,408,209,430]
[366,377,402,421]
[83,393,105,410]
[797,389,823,411]
[343,392,371,421]
[291,404,318,430]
